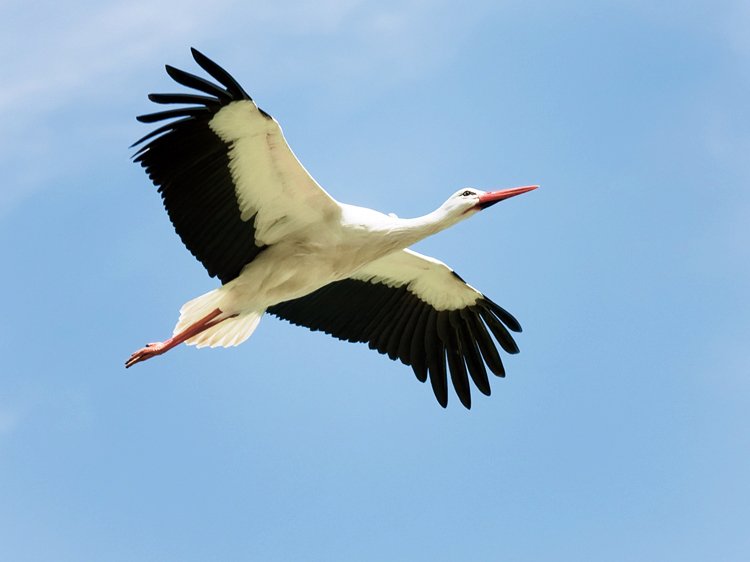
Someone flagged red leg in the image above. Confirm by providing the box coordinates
[125,308,228,368]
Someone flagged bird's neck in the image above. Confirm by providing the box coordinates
[388,207,464,248]
[338,203,468,261]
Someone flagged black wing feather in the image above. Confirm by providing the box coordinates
[479,307,520,354]
[268,277,522,409]
[164,64,233,101]
[397,301,425,364]
[385,297,420,360]
[483,297,522,333]
[133,49,266,284]
[424,309,448,408]
[468,311,506,377]
[147,92,221,106]
[457,310,491,396]
[409,305,430,383]
[136,107,210,123]
[439,313,471,409]
[190,47,250,100]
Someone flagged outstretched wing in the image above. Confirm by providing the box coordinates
[268,249,522,409]
[133,48,341,284]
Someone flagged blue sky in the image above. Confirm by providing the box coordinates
[1,0,748,560]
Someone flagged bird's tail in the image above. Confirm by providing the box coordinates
[174,289,264,348]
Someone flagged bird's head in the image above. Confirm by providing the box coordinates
[440,185,539,222]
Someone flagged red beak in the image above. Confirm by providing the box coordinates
[476,185,538,209]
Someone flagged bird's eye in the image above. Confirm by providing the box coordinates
[461,190,474,197]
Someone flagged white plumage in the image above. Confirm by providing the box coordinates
[126,48,538,408]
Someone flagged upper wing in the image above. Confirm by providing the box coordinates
[267,249,523,409]
[133,48,341,284]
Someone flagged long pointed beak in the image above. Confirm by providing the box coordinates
[477,185,538,210]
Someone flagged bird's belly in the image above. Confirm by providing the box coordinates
[221,242,378,312]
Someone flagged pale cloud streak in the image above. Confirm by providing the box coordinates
[0,0,227,113]
[1,0,501,215]
[1,0,468,116]
[723,0,750,60]
[0,0,236,214]
[0,407,20,437]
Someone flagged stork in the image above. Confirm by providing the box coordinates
[125,48,538,409]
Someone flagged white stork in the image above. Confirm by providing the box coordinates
[126,48,538,409]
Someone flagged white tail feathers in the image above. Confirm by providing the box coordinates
[186,312,262,348]
[174,289,264,348]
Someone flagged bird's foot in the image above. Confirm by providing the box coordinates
[125,342,167,368]
[124,308,226,369]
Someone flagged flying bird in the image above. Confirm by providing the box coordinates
[126,48,538,409]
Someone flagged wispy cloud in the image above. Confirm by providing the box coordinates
[0,407,20,437]
[1,0,501,215]
[0,0,240,215]
[0,0,230,114]
[2,0,472,117]
[723,0,750,60]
